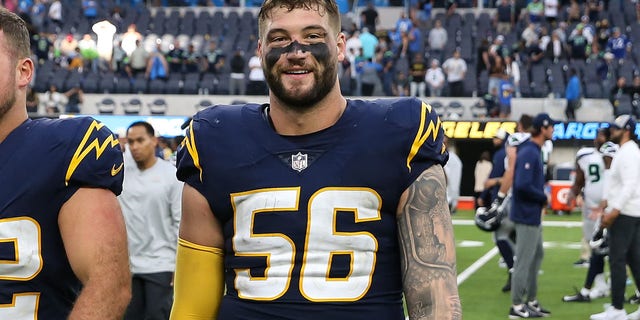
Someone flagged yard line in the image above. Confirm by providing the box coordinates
[457,247,499,285]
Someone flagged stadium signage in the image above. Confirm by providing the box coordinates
[61,115,190,137]
[442,121,517,139]
[443,121,640,140]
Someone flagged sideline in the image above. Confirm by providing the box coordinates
[455,218,581,285]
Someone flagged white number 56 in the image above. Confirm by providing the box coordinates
[231,187,381,302]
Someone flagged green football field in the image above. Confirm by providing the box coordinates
[453,209,639,320]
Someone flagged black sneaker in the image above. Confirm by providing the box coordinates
[573,259,589,268]
[509,305,543,319]
[502,272,512,293]
[562,287,591,302]
[527,301,550,317]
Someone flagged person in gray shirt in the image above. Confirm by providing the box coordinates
[119,121,182,320]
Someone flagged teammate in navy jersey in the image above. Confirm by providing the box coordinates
[169,0,461,319]
[0,8,131,319]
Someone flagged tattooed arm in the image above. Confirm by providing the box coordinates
[397,164,461,320]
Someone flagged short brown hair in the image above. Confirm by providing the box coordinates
[0,8,31,61]
[258,0,341,38]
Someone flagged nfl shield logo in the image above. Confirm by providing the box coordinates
[291,152,308,172]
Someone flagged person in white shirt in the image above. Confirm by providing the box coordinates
[590,115,640,320]
[119,121,182,320]
[425,58,445,97]
[442,49,467,97]
[48,0,62,32]
[247,49,267,95]
[444,135,463,214]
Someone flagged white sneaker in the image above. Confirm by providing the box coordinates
[590,306,627,320]
[628,306,640,320]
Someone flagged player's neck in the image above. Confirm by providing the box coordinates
[136,156,158,171]
[268,93,347,136]
[0,105,28,145]
[531,134,546,147]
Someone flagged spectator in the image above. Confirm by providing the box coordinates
[345,30,362,58]
[409,53,427,97]
[229,48,246,95]
[568,26,589,61]
[145,44,169,81]
[508,113,556,319]
[474,151,493,209]
[444,135,463,214]
[585,0,603,23]
[573,15,595,44]
[360,57,383,96]
[488,53,506,96]
[203,40,224,73]
[428,19,447,63]
[590,114,640,320]
[67,47,84,71]
[565,68,581,121]
[64,86,83,114]
[567,0,582,23]
[607,27,632,61]
[417,0,432,26]
[380,49,396,96]
[425,58,445,97]
[359,27,378,61]
[525,38,545,66]
[442,49,467,97]
[246,48,267,95]
[610,77,630,117]
[121,24,143,57]
[47,0,62,32]
[360,1,379,34]
[495,0,515,35]
[526,0,544,24]
[111,40,128,75]
[394,70,409,96]
[477,38,491,77]
[544,0,558,26]
[119,122,182,320]
[498,75,514,119]
[395,11,412,33]
[32,31,52,65]
[82,0,97,25]
[521,23,539,48]
[127,40,148,78]
[92,20,117,71]
[406,23,423,63]
[542,30,568,62]
[504,54,521,98]
[26,86,39,114]
[626,75,640,118]
[30,0,46,31]
[595,18,611,52]
[78,33,98,72]
[42,84,65,114]
[58,33,78,61]
[183,44,201,74]
[166,40,185,74]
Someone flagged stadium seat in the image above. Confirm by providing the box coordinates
[148,98,168,115]
[430,101,446,118]
[96,98,116,114]
[122,98,142,115]
[447,101,465,119]
[195,99,212,112]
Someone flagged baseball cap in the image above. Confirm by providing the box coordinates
[532,113,559,130]
[610,114,636,131]
[494,128,508,140]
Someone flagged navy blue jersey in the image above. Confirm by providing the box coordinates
[177,98,448,320]
[0,117,123,319]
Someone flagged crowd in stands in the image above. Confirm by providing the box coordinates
[7,0,640,118]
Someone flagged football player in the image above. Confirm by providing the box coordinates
[563,128,617,302]
[169,0,461,319]
[0,8,131,320]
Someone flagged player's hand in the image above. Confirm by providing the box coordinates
[487,195,506,216]
[601,210,620,228]
[589,206,604,221]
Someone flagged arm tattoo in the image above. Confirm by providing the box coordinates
[397,165,462,320]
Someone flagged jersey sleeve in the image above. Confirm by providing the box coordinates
[176,112,207,193]
[388,98,449,184]
[63,117,124,195]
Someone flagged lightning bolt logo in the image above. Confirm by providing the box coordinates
[407,101,442,171]
[65,120,121,185]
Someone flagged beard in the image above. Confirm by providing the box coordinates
[0,89,16,121]
[264,43,338,111]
